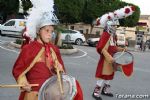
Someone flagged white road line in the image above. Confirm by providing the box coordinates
[87,56,98,63]
[0,39,8,43]
[134,67,150,73]
[71,49,87,58]
[71,50,150,73]
[64,62,81,66]
[0,45,19,54]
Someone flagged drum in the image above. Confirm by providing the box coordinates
[38,74,77,100]
[113,51,134,77]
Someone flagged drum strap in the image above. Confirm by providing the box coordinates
[18,47,45,81]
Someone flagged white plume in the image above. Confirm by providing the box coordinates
[25,0,55,40]
[96,5,135,27]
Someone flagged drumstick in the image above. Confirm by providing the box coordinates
[50,48,64,94]
[56,66,64,94]
[0,84,39,88]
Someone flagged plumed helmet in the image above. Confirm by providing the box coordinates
[37,12,59,30]
[106,19,120,26]
[96,5,135,27]
[25,0,59,40]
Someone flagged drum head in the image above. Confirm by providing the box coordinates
[113,52,133,65]
[38,74,77,100]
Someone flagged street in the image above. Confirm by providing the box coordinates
[0,36,150,100]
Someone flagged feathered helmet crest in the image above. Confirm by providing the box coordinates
[96,6,135,27]
[25,0,59,40]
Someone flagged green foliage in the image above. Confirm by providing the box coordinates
[59,44,74,49]
[21,0,32,12]
[82,0,140,27]
[15,39,23,45]
[55,0,84,24]
[82,0,120,24]
[0,0,19,14]
[54,25,66,33]
[118,2,140,27]
[0,0,19,22]
[0,0,140,27]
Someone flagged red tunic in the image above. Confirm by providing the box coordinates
[12,41,83,100]
[95,31,117,80]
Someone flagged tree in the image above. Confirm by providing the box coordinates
[55,0,84,24]
[0,0,19,22]
[21,0,32,14]
[0,0,140,27]
[82,0,140,27]
[117,2,140,27]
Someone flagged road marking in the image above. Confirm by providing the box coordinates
[0,45,19,54]
[87,56,97,63]
[0,39,8,43]
[64,62,81,66]
[134,67,150,73]
[71,49,87,58]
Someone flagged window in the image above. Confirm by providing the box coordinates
[62,30,76,34]
[86,29,89,34]
[70,30,76,33]
[4,21,15,26]
[19,21,26,26]
[70,26,74,30]
[79,30,83,34]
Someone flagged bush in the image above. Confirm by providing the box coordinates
[59,44,74,49]
[15,39,23,45]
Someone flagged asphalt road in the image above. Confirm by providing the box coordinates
[0,36,150,100]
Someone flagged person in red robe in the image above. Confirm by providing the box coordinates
[12,1,83,99]
[12,39,83,100]
[92,5,135,99]
[92,20,126,100]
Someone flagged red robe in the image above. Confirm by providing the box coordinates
[95,31,118,80]
[12,40,83,100]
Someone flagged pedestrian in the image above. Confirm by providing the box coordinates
[12,0,83,100]
[140,40,143,51]
[92,6,135,100]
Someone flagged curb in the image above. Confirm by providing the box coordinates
[10,42,21,48]
[9,42,78,55]
[60,48,78,55]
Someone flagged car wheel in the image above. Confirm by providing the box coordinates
[94,41,98,47]
[0,31,5,36]
[65,35,71,43]
[75,38,83,45]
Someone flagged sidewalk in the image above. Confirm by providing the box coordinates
[9,42,78,55]
[127,46,150,52]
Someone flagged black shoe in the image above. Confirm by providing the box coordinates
[92,92,102,100]
[101,84,113,97]
[92,85,102,100]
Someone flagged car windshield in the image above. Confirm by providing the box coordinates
[4,21,15,26]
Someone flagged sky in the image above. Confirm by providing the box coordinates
[122,0,150,15]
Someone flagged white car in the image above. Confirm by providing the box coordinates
[0,19,26,37]
[87,38,100,46]
[60,29,86,45]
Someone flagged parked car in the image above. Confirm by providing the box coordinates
[60,29,86,45]
[0,19,26,37]
[87,38,100,47]
[87,33,126,47]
